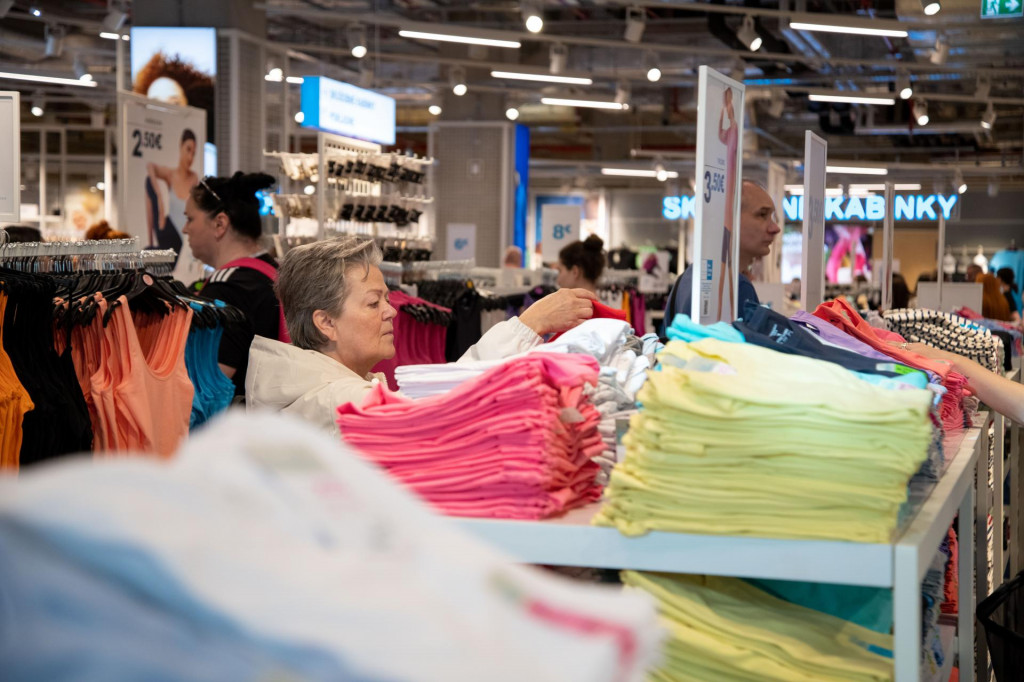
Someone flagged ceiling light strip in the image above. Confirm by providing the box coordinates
[398,30,520,49]
[0,71,98,87]
[826,165,889,175]
[490,70,592,85]
[601,168,679,178]
[789,21,908,38]
[542,97,626,110]
[809,93,895,105]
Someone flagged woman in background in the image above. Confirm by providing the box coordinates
[556,235,606,295]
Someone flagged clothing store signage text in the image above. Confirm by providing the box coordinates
[299,76,396,145]
[781,194,958,222]
[664,192,959,222]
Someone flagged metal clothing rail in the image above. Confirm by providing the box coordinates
[0,237,140,257]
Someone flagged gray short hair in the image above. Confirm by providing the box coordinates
[276,236,382,350]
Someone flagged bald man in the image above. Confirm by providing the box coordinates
[664,180,782,324]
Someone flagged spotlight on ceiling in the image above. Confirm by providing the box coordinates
[736,15,763,52]
[450,65,467,96]
[981,102,996,130]
[102,3,128,32]
[505,105,520,121]
[31,94,43,117]
[265,67,283,82]
[73,55,92,82]
[974,76,991,100]
[953,169,967,195]
[914,99,929,126]
[930,36,949,65]
[30,6,41,17]
[348,24,368,59]
[522,1,543,33]
[654,161,669,182]
[624,6,645,43]
[896,73,913,100]
[644,51,661,82]
[44,24,64,58]
[549,43,568,74]
[428,104,442,116]
[294,111,304,123]
[615,81,631,105]
[921,0,941,15]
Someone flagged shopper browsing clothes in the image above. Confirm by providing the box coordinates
[898,342,1023,424]
[184,172,284,397]
[555,235,606,295]
[664,179,782,322]
[246,236,597,432]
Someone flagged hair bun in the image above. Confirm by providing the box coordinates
[583,234,604,252]
[228,171,276,198]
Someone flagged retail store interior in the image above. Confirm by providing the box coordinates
[1,1,1023,681]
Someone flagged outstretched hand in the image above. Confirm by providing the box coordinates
[519,288,597,337]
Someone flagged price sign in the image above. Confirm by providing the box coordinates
[691,66,745,324]
[119,92,207,283]
[540,204,582,264]
[445,223,477,261]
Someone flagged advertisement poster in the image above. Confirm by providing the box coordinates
[691,66,745,324]
[0,91,19,223]
[119,92,207,283]
[131,26,216,145]
[801,131,827,310]
[540,204,582,264]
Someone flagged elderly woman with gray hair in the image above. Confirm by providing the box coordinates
[246,236,597,432]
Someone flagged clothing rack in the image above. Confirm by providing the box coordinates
[0,238,145,273]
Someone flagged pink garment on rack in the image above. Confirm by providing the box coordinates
[372,290,450,390]
[812,297,970,431]
[338,354,605,520]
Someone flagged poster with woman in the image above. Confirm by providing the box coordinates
[119,92,207,283]
[691,66,745,324]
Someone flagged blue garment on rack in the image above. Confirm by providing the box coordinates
[186,301,236,429]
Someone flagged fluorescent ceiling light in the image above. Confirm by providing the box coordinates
[826,165,888,175]
[99,31,122,40]
[849,183,922,191]
[0,70,97,87]
[809,93,895,105]
[601,168,679,178]
[286,76,304,84]
[789,20,907,38]
[398,29,520,49]
[490,70,592,85]
[542,97,628,110]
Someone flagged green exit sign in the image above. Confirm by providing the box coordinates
[981,0,1022,18]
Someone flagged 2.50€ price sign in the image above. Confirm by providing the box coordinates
[130,129,163,157]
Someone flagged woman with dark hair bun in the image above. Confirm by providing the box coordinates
[185,171,283,397]
[556,234,606,295]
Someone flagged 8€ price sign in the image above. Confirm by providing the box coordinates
[540,203,582,264]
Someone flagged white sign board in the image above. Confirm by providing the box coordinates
[801,131,828,311]
[916,282,983,315]
[0,92,19,224]
[119,92,207,283]
[300,76,396,146]
[445,223,477,262]
[692,66,745,324]
[540,204,582,264]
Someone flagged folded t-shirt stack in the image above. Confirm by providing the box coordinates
[338,353,605,520]
[595,338,933,542]
[883,308,1004,374]
[622,571,894,682]
[394,319,663,484]
[812,298,971,432]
